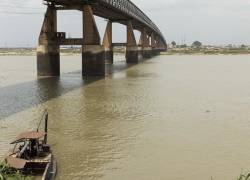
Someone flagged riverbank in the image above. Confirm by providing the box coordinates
[0,48,36,56]
[161,48,250,55]
[0,48,82,56]
[0,48,125,56]
[2,48,250,56]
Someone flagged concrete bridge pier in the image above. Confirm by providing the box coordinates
[141,28,152,59]
[151,33,159,56]
[158,37,168,52]
[82,5,105,76]
[37,6,60,76]
[153,36,164,54]
[102,21,114,64]
[102,21,113,64]
[126,21,140,63]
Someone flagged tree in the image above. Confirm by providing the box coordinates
[192,41,202,48]
[180,44,187,48]
[171,41,177,47]
[241,44,247,49]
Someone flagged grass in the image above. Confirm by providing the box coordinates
[238,172,250,180]
[0,163,34,180]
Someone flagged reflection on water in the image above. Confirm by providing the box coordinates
[1,55,250,180]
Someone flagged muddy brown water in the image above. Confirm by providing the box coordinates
[1,55,250,180]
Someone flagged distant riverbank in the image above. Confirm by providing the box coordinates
[0,48,125,56]
[162,48,250,55]
[0,48,37,56]
[0,48,82,56]
[1,47,250,56]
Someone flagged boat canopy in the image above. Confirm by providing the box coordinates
[11,131,46,144]
[5,156,27,169]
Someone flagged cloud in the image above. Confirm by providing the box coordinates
[133,0,250,14]
[0,0,45,14]
[132,0,250,45]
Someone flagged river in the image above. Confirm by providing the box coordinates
[1,55,250,180]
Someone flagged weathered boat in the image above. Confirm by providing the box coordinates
[3,110,56,180]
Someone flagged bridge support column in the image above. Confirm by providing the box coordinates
[102,21,113,64]
[82,5,105,76]
[126,21,140,63]
[156,37,167,53]
[154,36,161,54]
[151,33,159,56]
[141,28,152,58]
[161,39,168,51]
[37,6,60,77]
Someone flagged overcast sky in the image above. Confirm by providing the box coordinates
[0,0,250,47]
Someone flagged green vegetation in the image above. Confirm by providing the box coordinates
[0,163,34,180]
[171,41,176,47]
[238,172,250,180]
[192,41,202,48]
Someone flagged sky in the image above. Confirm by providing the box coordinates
[0,0,250,47]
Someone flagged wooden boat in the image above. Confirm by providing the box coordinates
[3,110,56,180]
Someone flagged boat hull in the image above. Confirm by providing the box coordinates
[42,155,57,180]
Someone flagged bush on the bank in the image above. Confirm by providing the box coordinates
[0,163,33,180]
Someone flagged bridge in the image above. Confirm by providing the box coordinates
[37,0,167,76]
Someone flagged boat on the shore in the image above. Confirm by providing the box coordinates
[3,110,56,180]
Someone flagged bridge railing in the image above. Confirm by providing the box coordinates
[99,0,166,44]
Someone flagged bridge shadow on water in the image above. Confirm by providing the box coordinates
[0,60,138,120]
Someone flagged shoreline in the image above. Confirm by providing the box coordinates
[1,48,250,56]
[161,49,250,55]
[2,52,250,56]
[0,48,125,56]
